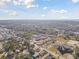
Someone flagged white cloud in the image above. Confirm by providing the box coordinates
[13,0,21,5]
[46,9,68,19]
[4,10,18,16]
[8,11,18,16]
[41,14,45,17]
[24,0,37,8]
[0,0,37,8]
[71,0,79,3]
[50,9,68,14]
[56,9,68,14]
[0,0,11,6]
[13,0,37,8]
[26,4,38,8]
[13,0,33,5]
[24,0,34,5]
[43,7,48,10]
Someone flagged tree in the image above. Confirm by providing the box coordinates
[23,32,35,59]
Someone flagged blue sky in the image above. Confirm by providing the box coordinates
[0,0,79,20]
